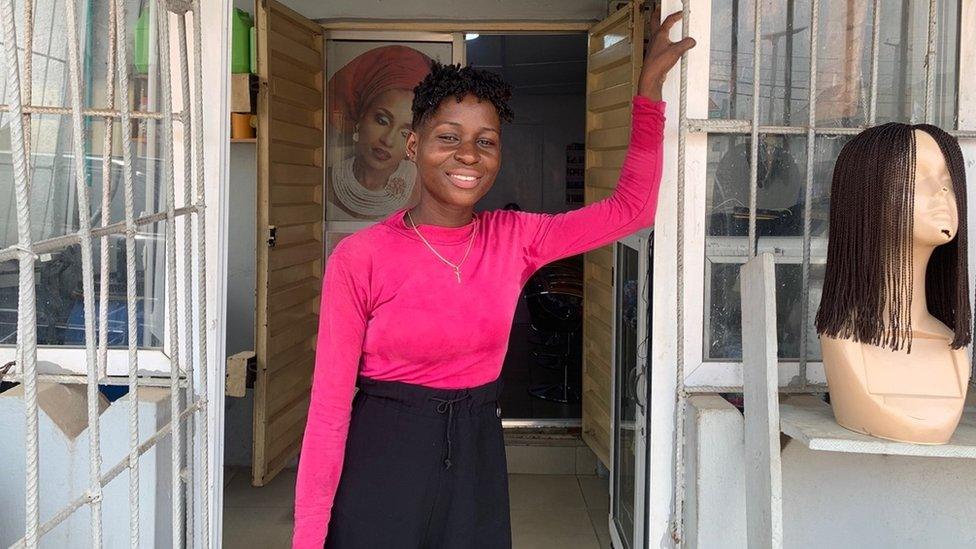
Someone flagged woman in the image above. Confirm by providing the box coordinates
[295,11,694,548]
[328,45,434,219]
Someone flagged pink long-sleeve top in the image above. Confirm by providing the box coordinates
[292,96,665,548]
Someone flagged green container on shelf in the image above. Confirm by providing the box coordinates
[133,9,150,74]
[231,8,253,73]
[250,26,257,74]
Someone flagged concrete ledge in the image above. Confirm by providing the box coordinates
[781,395,976,459]
[685,395,746,549]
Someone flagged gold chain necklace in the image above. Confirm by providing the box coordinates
[406,210,478,284]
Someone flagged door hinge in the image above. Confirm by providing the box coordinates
[267,226,277,248]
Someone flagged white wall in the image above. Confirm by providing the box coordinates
[223,0,258,472]
[225,144,257,357]
[0,386,173,548]
[686,396,976,548]
[281,0,609,22]
[684,396,747,549]
[223,143,257,468]
[782,444,976,548]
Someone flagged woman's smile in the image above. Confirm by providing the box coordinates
[446,170,483,189]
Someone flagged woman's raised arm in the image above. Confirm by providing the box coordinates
[514,9,694,270]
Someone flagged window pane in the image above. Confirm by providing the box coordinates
[0,0,171,350]
[0,226,165,348]
[703,133,814,360]
[612,242,640,547]
[708,0,814,125]
[0,118,167,349]
[703,1,962,364]
[707,0,960,128]
[874,0,959,128]
[0,0,159,111]
[705,262,814,360]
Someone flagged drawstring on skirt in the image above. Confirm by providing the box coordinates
[429,393,471,469]
[353,375,502,472]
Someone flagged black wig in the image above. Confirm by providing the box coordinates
[815,123,971,351]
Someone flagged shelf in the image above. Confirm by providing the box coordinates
[230,138,256,143]
[780,395,976,459]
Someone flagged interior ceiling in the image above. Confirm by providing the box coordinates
[466,34,588,96]
[280,0,608,22]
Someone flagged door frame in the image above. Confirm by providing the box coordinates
[200,0,232,545]
[319,21,601,429]
[199,0,232,545]
[251,0,646,527]
[320,21,593,33]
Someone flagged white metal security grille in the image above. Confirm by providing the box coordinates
[664,0,976,545]
[1,0,211,547]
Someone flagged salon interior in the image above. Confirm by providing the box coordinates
[220,0,976,546]
[221,0,644,547]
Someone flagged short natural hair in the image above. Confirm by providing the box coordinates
[815,123,971,351]
[411,61,515,130]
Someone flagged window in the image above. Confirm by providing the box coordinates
[0,0,190,375]
[662,0,975,387]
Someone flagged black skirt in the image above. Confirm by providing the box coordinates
[324,375,512,549]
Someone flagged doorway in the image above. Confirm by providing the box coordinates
[227,3,652,548]
[464,32,589,424]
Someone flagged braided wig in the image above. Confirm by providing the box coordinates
[815,123,971,352]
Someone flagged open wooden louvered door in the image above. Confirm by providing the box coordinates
[253,0,324,486]
[582,1,646,468]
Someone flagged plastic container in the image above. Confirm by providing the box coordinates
[231,113,256,139]
[250,26,258,74]
[133,9,150,74]
[231,8,253,73]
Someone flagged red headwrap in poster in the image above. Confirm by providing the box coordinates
[327,45,434,133]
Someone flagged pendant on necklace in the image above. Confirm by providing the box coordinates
[454,267,461,284]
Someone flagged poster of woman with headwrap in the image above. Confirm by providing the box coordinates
[326,42,453,221]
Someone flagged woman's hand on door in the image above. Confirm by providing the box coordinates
[637,7,696,102]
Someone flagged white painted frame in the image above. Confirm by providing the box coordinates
[201,0,231,545]
[646,1,708,544]
[1,0,229,545]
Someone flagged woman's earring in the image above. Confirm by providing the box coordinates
[352,124,360,143]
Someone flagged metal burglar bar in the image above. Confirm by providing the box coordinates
[797,0,820,388]
[2,0,211,546]
[669,0,966,546]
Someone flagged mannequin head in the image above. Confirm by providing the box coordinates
[815,123,971,351]
[913,130,959,245]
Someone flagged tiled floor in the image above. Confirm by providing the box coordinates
[222,468,611,548]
